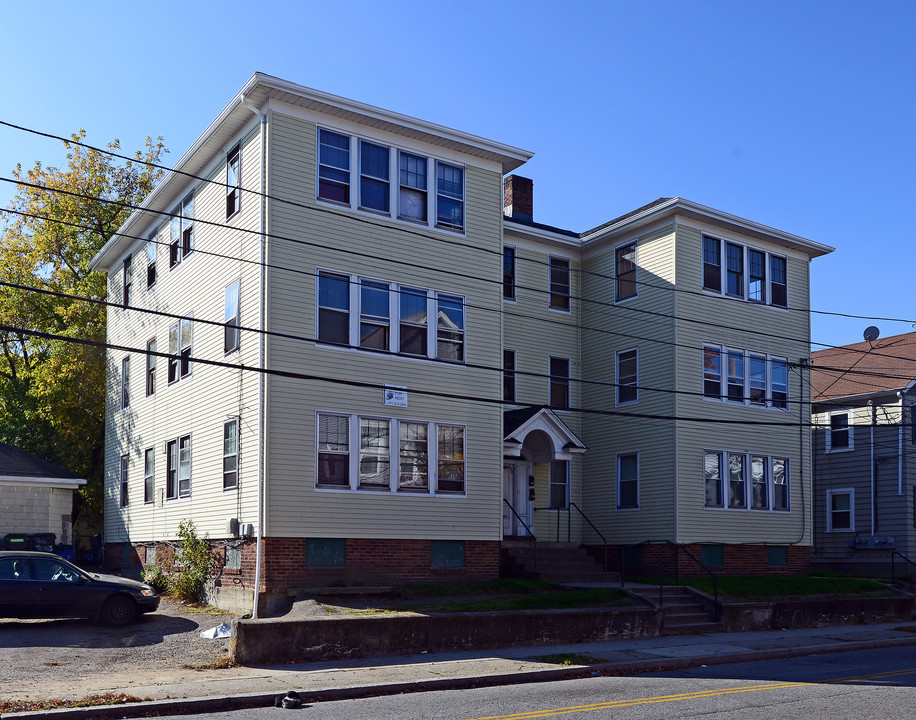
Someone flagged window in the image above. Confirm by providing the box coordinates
[725,242,743,297]
[168,318,193,383]
[146,238,156,289]
[399,151,427,221]
[727,453,746,508]
[436,294,464,362]
[503,349,516,403]
[703,345,789,410]
[169,195,194,268]
[549,356,570,410]
[360,280,389,350]
[704,451,723,507]
[770,255,787,307]
[166,436,191,498]
[226,145,240,218]
[224,281,240,354]
[359,418,390,490]
[318,128,350,203]
[706,450,789,511]
[437,425,465,493]
[549,257,570,311]
[143,448,154,504]
[223,419,238,490]
[145,339,156,397]
[703,235,787,308]
[702,236,721,292]
[399,422,429,491]
[549,460,569,509]
[617,453,638,508]
[827,489,854,531]
[360,140,390,212]
[120,356,130,409]
[119,454,129,508]
[317,272,350,344]
[827,411,852,451]
[503,246,516,300]
[436,162,464,230]
[317,413,349,487]
[615,242,637,301]
[616,348,638,405]
[122,255,132,307]
[748,249,766,302]
[399,287,428,356]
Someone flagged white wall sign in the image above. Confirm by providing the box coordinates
[384,386,408,407]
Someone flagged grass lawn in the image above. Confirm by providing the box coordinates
[685,575,894,601]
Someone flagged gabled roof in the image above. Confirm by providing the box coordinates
[0,442,86,488]
[810,331,916,402]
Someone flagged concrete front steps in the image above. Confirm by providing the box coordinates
[629,585,723,635]
[501,541,620,584]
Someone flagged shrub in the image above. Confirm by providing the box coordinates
[141,564,169,594]
[168,519,217,602]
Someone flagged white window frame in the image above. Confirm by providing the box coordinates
[122,254,132,307]
[503,245,516,301]
[705,450,791,512]
[120,356,130,409]
[168,317,193,384]
[169,194,194,268]
[145,339,156,397]
[316,127,465,234]
[358,139,391,214]
[315,412,466,496]
[226,144,241,218]
[827,488,855,532]
[223,418,238,490]
[617,452,639,509]
[614,241,637,302]
[143,447,155,505]
[549,356,570,410]
[702,344,789,411]
[616,348,638,406]
[146,235,157,290]
[503,348,516,404]
[119,454,129,508]
[224,280,240,354]
[165,434,191,500]
[549,460,569,509]
[701,234,788,309]
[548,256,571,312]
[826,410,854,452]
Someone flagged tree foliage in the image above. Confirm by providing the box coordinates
[0,131,166,523]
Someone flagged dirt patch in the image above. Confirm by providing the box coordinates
[0,598,238,702]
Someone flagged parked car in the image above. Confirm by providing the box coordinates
[0,551,159,626]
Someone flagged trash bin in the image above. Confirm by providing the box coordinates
[31,533,56,553]
[55,545,74,561]
[4,534,33,550]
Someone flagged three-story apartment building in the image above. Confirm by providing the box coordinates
[91,74,833,612]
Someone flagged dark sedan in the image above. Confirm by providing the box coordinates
[0,550,159,626]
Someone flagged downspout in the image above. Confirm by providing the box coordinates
[242,94,267,620]
[869,400,876,535]
[898,392,905,496]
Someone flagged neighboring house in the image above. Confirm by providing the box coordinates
[89,74,833,612]
[810,331,916,575]
[0,441,85,547]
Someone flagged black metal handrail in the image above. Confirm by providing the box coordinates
[568,502,608,571]
[663,540,720,620]
[503,499,537,572]
[891,550,916,586]
[621,543,664,608]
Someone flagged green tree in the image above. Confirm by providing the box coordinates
[0,131,166,524]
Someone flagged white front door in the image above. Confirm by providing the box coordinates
[503,462,532,536]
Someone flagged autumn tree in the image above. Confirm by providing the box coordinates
[0,131,166,524]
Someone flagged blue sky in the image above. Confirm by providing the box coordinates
[1,1,913,351]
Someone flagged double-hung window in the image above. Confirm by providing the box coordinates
[317,414,349,487]
[122,255,132,307]
[549,460,569,509]
[503,349,516,403]
[120,356,130,409]
[826,411,852,451]
[703,234,788,308]
[359,418,391,489]
[770,256,787,307]
[726,349,745,402]
[146,238,156,289]
[359,280,389,350]
[436,162,464,230]
[704,451,723,507]
[704,345,789,410]
[751,455,768,509]
[143,448,154,504]
[748,249,766,302]
[748,353,767,405]
[706,450,789,511]
[703,346,722,399]
[169,195,194,267]
[166,435,191,499]
[728,453,747,508]
[827,488,854,531]
[168,318,193,384]
[725,242,744,297]
[773,457,788,510]
[399,287,429,356]
[145,339,156,396]
[223,419,238,490]
[399,422,429,491]
[770,360,788,409]
[437,425,465,493]
[503,246,516,300]
[616,348,638,405]
[119,454,129,508]
[317,272,350,344]
[318,129,350,203]
[398,151,427,221]
[226,144,240,218]
[224,281,240,353]
[549,356,570,410]
[703,236,721,292]
[436,294,464,362]
[359,140,389,212]
[617,453,638,508]
[549,257,570,311]
[615,242,637,301]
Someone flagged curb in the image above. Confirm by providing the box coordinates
[7,635,916,720]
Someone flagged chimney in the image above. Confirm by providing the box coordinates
[504,175,533,222]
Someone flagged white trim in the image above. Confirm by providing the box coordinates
[616,451,639,510]
[825,409,854,453]
[826,487,855,532]
[0,476,85,489]
[502,408,586,460]
[616,347,639,406]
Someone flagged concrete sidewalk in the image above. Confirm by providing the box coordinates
[9,622,916,719]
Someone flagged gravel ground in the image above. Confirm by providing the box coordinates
[0,597,239,702]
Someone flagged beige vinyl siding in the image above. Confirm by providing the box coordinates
[580,225,678,544]
[262,111,504,540]
[673,221,811,545]
[103,123,263,543]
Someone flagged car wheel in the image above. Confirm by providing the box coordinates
[100,595,136,626]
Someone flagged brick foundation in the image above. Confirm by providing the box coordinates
[586,543,811,577]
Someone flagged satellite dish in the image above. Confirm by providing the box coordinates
[863,326,880,343]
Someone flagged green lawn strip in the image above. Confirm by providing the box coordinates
[391,578,555,599]
[536,652,608,666]
[391,588,633,613]
[686,575,893,601]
